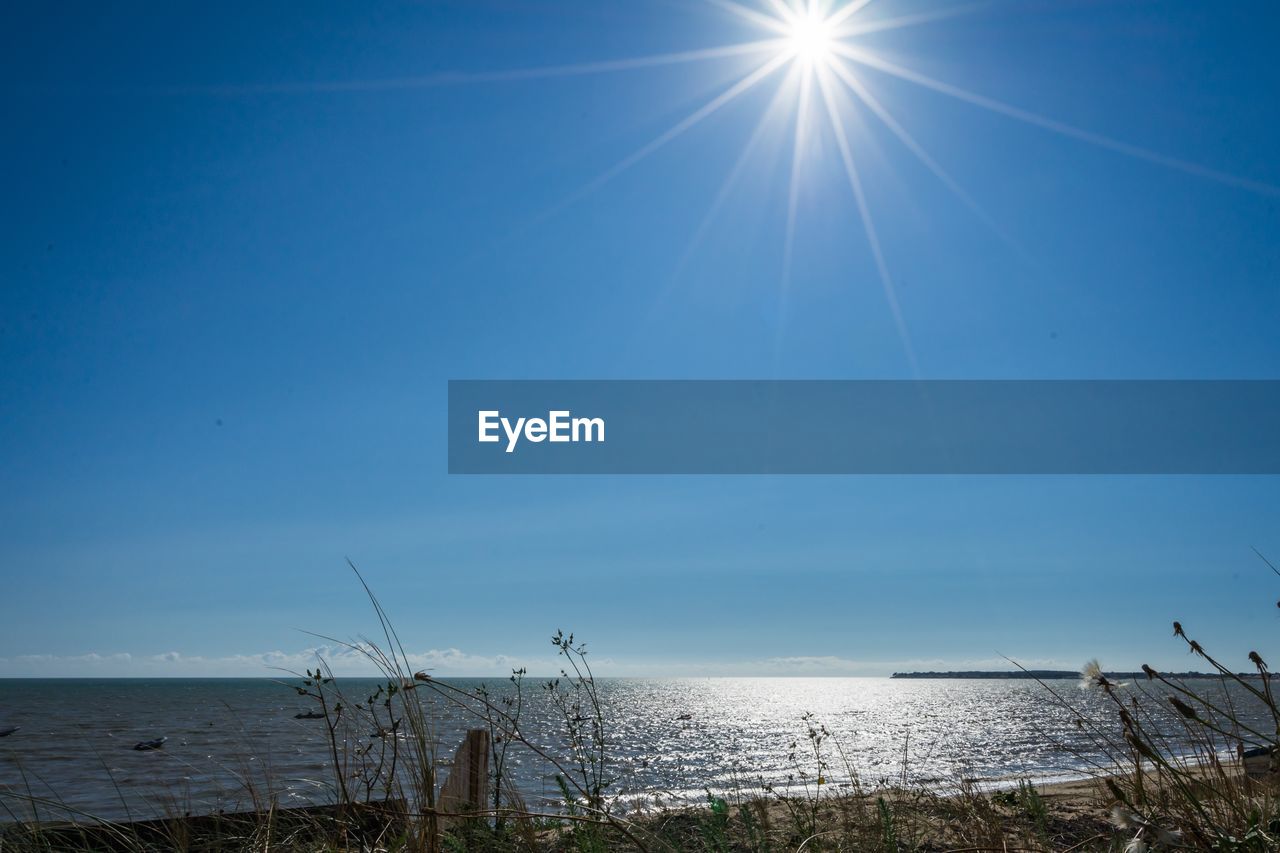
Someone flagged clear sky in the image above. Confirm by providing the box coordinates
[2,1,1278,678]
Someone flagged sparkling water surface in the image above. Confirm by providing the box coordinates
[0,677,1265,823]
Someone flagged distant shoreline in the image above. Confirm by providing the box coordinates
[891,670,1277,679]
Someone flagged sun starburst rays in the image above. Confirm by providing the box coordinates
[767,0,922,369]
[466,0,1278,372]
[815,60,919,372]
[583,0,981,371]
[619,0,1275,371]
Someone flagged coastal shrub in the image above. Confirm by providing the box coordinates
[9,557,1280,851]
[1051,553,1280,851]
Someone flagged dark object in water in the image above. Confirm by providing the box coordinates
[294,711,325,720]
[0,726,18,737]
[133,737,167,751]
[676,713,693,721]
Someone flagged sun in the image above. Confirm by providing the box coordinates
[510,0,1275,374]
[786,12,835,64]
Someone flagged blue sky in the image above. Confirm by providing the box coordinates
[2,0,1278,677]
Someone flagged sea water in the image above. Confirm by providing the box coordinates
[0,676,1266,823]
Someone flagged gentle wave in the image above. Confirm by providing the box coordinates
[0,677,1266,822]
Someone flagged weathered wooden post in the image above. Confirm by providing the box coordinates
[439,728,490,817]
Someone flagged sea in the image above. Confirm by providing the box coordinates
[0,676,1269,824]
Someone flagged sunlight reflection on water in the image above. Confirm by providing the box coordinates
[0,677,1266,821]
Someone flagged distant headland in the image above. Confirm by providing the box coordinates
[890,670,1274,679]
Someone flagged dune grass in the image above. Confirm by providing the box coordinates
[3,559,1280,851]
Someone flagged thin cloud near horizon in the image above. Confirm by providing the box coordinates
[0,646,1092,679]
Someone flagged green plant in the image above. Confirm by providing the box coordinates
[876,795,899,852]
[1029,552,1280,852]
[545,630,611,814]
[1018,778,1049,837]
[474,666,527,829]
[698,790,730,852]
